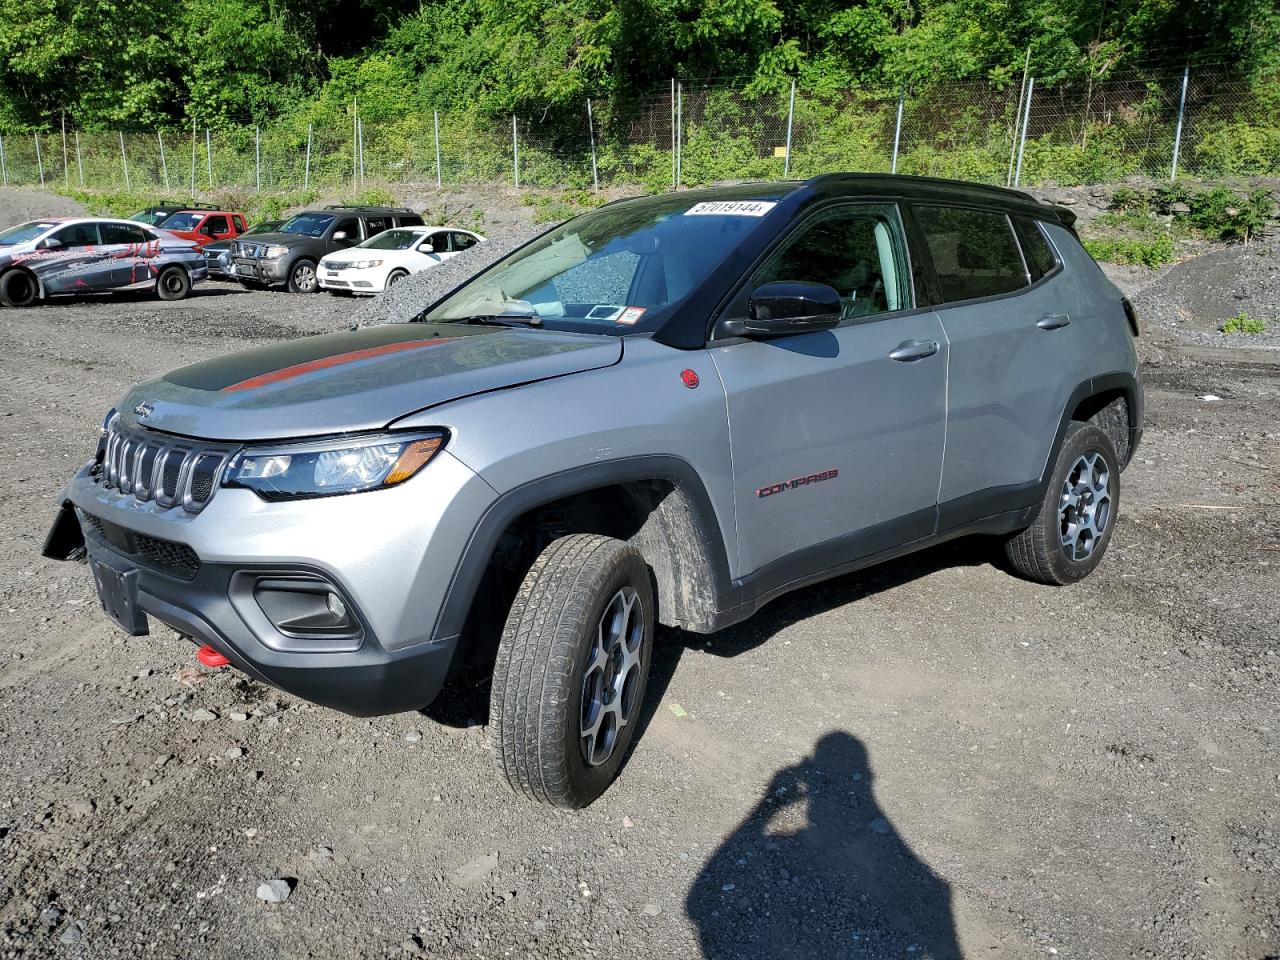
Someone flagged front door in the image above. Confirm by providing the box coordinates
[710,203,948,580]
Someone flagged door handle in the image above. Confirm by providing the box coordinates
[889,339,939,362]
[1036,313,1071,330]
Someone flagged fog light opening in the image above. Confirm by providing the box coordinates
[326,592,347,621]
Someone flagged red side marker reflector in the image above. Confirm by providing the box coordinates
[681,368,700,389]
[197,645,230,668]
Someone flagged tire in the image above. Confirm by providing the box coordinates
[286,259,319,294]
[155,266,191,301]
[491,534,654,809]
[1005,422,1120,585]
[0,269,38,307]
[385,269,409,290]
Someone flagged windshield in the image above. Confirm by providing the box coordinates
[157,212,203,231]
[280,213,335,237]
[129,208,172,225]
[361,229,423,251]
[419,194,775,333]
[245,220,282,235]
[0,221,56,246]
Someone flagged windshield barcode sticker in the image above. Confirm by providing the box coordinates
[684,201,777,217]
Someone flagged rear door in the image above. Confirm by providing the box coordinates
[912,204,1088,528]
[710,202,948,579]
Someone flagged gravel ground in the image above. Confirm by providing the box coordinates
[0,269,1278,960]
[1130,240,1280,349]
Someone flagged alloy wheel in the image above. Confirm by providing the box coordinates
[1059,452,1111,561]
[580,587,645,767]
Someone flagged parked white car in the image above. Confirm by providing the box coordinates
[317,226,485,295]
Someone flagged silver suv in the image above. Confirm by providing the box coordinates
[45,175,1143,807]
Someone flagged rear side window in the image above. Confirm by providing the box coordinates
[396,213,424,227]
[915,205,1027,303]
[1013,217,1057,281]
[450,231,478,252]
[100,222,148,245]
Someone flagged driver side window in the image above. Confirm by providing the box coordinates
[753,204,912,321]
[51,222,101,248]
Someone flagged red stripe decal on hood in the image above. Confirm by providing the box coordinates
[222,337,450,392]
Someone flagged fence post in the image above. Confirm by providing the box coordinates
[358,116,365,186]
[511,115,520,189]
[255,125,261,193]
[206,128,213,187]
[586,98,599,192]
[433,110,442,188]
[670,79,676,189]
[1013,78,1034,186]
[304,122,313,190]
[352,98,358,185]
[783,78,796,177]
[1170,65,1190,182]
[117,132,129,189]
[158,131,169,190]
[35,134,45,186]
[61,115,69,187]
[0,135,7,187]
[190,119,196,196]
[74,131,83,186]
[675,81,683,187]
[1007,46,1032,186]
[891,92,905,173]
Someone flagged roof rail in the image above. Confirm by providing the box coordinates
[322,204,416,213]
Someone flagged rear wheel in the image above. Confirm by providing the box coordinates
[491,534,654,808]
[287,259,318,294]
[1005,422,1119,585]
[0,269,38,307]
[386,269,409,290]
[155,266,191,301]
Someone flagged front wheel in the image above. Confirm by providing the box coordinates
[286,259,319,294]
[1005,421,1119,585]
[0,269,38,307]
[385,269,409,290]
[490,534,654,808]
[155,266,191,301]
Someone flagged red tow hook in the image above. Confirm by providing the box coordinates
[196,645,230,668]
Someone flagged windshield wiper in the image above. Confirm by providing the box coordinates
[461,314,544,328]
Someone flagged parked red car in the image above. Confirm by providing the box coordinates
[156,209,247,245]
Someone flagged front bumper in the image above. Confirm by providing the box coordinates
[318,266,383,294]
[231,257,289,283]
[52,453,497,716]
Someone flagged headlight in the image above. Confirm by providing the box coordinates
[349,259,384,270]
[224,432,447,501]
[264,244,289,259]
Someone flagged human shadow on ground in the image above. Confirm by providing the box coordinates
[687,731,961,960]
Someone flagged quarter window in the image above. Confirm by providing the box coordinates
[915,205,1027,303]
[1013,217,1057,282]
[751,204,912,320]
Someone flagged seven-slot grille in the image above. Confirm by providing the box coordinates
[100,420,237,513]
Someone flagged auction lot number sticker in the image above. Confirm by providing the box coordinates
[684,201,778,216]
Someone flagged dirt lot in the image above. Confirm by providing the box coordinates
[0,280,1277,960]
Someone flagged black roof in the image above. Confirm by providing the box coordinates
[321,204,418,214]
[605,174,1074,227]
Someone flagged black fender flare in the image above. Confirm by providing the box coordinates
[429,455,735,643]
[1044,370,1143,482]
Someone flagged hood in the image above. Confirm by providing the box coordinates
[117,323,622,441]
[236,231,296,246]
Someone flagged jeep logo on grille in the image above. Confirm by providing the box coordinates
[133,401,155,421]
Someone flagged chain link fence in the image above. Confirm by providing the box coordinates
[0,68,1274,195]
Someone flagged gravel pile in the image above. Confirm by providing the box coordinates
[1133,238,1280,349]
[352,227,548,326]
[0,187,86,227]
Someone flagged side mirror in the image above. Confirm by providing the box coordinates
[723,281,843,337]
[41,237,63,250]
[332,230,349,241]
[418,241,434,253]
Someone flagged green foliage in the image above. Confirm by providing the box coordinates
[1186,187,1276,243]
[1221,312,1268,334]
[1082,234,1175,267]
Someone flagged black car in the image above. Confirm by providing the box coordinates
[230,206,425,293]
[129,201,219,227]
[202,220,283,280]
